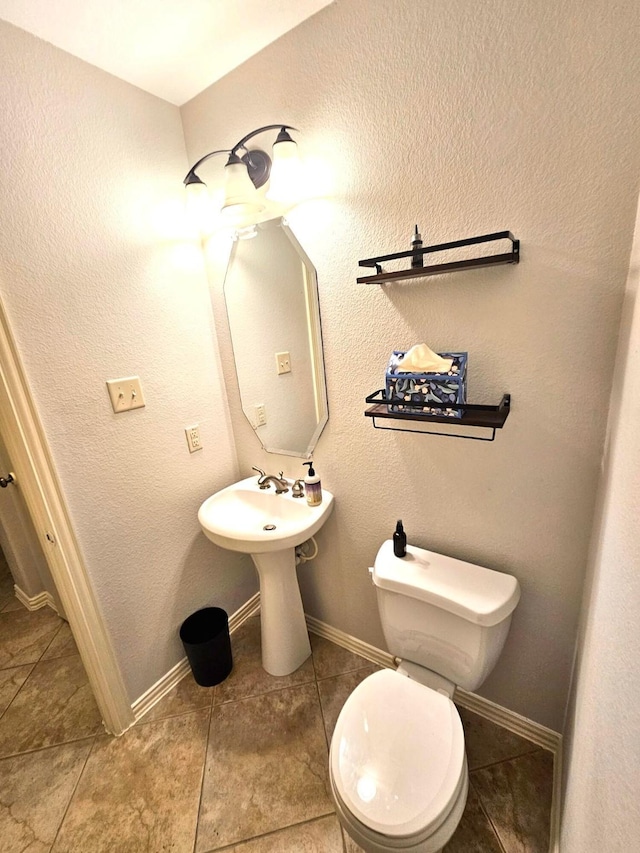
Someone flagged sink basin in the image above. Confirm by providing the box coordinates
[198,476,334,553]
[198,476,334,676]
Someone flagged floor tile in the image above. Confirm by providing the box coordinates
[215,616,315,705]
[0,607,62,668]
[310,633,373,680]
[141,672,214,724]
[0,655,103,757]
[1,596,25,613]
[0,738,93,853]
[317,664,379,744]
[444,784,506,852]
[0,663,33,716]
[52,710,209,853]
[0,603,554,853]
[472,749,554,853]
[222,815,344,852]
[197,682,333,851]
[458,706,539,771]
[41,622,78,661]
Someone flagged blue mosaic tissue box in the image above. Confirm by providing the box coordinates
[385,351,468,418]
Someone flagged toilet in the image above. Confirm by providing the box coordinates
[329,540,520,852]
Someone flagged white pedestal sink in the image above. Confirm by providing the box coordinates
[198,476,334,676]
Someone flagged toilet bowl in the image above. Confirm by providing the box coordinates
[329,540,520,852]
[329,669,468,852]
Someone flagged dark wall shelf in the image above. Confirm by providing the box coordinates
[365,392,511,442]
[357,231,519,285]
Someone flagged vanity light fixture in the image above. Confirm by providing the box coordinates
[183,124,300,227]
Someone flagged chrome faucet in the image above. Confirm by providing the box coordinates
[252,467,290,494]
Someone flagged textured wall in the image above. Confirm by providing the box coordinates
[560,207,640,850]
[0,20,255,703]
[182,0,640,729]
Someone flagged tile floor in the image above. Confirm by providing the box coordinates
[0,556,554,852]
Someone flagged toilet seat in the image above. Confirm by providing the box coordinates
[330,669,466,840]
[331,767,468,852]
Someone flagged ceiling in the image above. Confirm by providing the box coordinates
[0,0,333,105]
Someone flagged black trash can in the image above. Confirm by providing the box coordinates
[180,607,233,686]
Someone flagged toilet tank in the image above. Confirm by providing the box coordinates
[371,540,520,692]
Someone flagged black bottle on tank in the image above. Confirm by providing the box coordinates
[393,520,407,557]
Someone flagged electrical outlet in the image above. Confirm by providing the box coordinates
[185,424,202,453]
[275,351,291,375]
[106,376,145,413]
[255,404,267,426]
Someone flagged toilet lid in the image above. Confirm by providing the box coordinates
[330,669,465,838]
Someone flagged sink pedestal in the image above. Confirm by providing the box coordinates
[251,549,311,676]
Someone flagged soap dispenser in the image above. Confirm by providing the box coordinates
[393,520,407,557]
[302,461,322,507]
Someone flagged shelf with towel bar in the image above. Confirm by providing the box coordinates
[364,391,511,442]
[357,231,519,285]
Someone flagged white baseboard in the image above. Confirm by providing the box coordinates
[228,591,261,634]
[305,614,396,670]
[453,686,562,753]
[14,584,58,614]
[132,592,260,723]
[550,740,562,853]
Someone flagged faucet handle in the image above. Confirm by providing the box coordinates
[278,472,291,490]
[291,479,305,499]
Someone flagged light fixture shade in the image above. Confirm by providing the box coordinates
[184,180,217,236]
[266,137,302,203]
[220,160,264,223]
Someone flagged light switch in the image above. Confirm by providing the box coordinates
[276,351,291,375]
[106,376,145,413]
[255,404,267,426]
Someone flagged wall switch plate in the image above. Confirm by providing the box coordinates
[255,404,267,426]
[106,376,145,413]
[185,425,202,453]
[275,351,291,375]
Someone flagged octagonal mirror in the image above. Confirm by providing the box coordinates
[223,217,328,457]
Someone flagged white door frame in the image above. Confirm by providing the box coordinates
[0,295,134,735]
